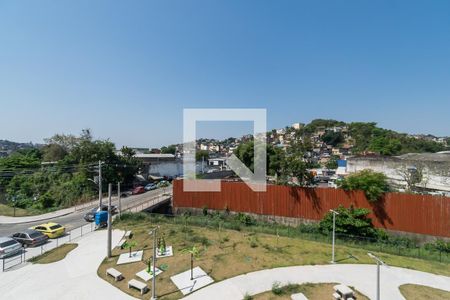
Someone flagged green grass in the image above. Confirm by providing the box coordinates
[98,215,450,300]
[0,203,59,217]
[29,243,78,264]
[399,284,450,300]
[0,203,44,217]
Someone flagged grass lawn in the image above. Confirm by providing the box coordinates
[0,203,42,217]
[252,282,369,300]
[97,217,450,300]
[29,243,78,264]
[399,284,450,300]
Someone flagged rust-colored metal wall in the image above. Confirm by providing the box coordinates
[173,180,450,237]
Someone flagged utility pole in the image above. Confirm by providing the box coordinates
[368,253,386,300]
[330,209,339,264]
[107,183,112,258]
[118,182,121,219]
[98,160,103,207]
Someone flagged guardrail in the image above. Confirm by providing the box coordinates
[122,193,172,213]
[0,193,172,272]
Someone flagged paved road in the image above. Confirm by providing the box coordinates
[0,186,171,236]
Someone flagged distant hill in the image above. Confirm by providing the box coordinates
[0,140,42,157]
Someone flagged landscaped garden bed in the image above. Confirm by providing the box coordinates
[97,212,450,299]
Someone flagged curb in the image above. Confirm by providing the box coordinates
[0,211,75,225]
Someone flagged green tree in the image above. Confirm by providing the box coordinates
[338,170,390,202]
[161,145,176,154]
[319,205,379,238]
[196,150,209,161]
[41,144,68,162]
[325,155,339,169]
[321,131,344,147]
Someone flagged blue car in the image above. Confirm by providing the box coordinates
[144,183,157,191]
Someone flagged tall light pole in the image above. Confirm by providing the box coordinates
[330,209,339,264]
[368,252,386,300]
[149,226,160,300]
[107,183,112,258]
[117,182,121,219]
[98,161,103,207]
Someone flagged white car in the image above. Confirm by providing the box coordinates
[0,237,22,258]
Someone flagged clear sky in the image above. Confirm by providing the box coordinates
[1,0,450,148]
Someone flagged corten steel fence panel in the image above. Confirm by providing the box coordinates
[173,180,450,237]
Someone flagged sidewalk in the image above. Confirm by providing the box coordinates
[184,264,450,300]
[0,198,101,224]
[0,229,134,300]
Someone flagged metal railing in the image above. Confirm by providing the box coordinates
[1,222,96,272]
[0,194,172,272]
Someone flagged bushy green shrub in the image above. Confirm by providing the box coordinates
[272,281,283,295]
[424,239,450,253]
[319,205,379,238]
[234,213,256,226]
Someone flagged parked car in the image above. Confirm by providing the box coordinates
[84,204,118,222]
[120,192,130,198]
[132,186,145,195]
[157,180,169,188]
[0,237,22,258]
[11,229,48,247]
[30,222,66,239]
[144,183,157,191]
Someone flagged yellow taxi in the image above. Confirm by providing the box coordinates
[30,222,66,239]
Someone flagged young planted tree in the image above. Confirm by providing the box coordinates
[123,240,137,258]
[181,246,201,280]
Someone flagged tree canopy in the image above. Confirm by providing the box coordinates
[0,130,141,211]
[338,169,390,202]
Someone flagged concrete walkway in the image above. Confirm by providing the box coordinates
[184,264,450,300]
[0,229,134,300]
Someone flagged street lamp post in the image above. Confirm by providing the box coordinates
[12,196,16,217]
[329,209,339,264]
[149,226,160,300]
[368,252,386,300]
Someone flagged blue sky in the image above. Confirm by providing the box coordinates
[1,0,450,148]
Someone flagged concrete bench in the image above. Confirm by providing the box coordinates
[124,231,133,238]
[332,292,341,299]
[117,239,126,249]
[106,268,123,281]
[128,279,148,295]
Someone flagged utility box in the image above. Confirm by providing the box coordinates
[95,211,108,227]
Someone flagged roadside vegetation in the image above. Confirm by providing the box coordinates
[0,129,141,215]
[98,212,450,299]
[399,284,450,300]
[29,243,78,264]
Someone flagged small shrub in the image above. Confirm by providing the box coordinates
[243,293,253,300]
[235,213,256,226]
[272,281,283,295]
